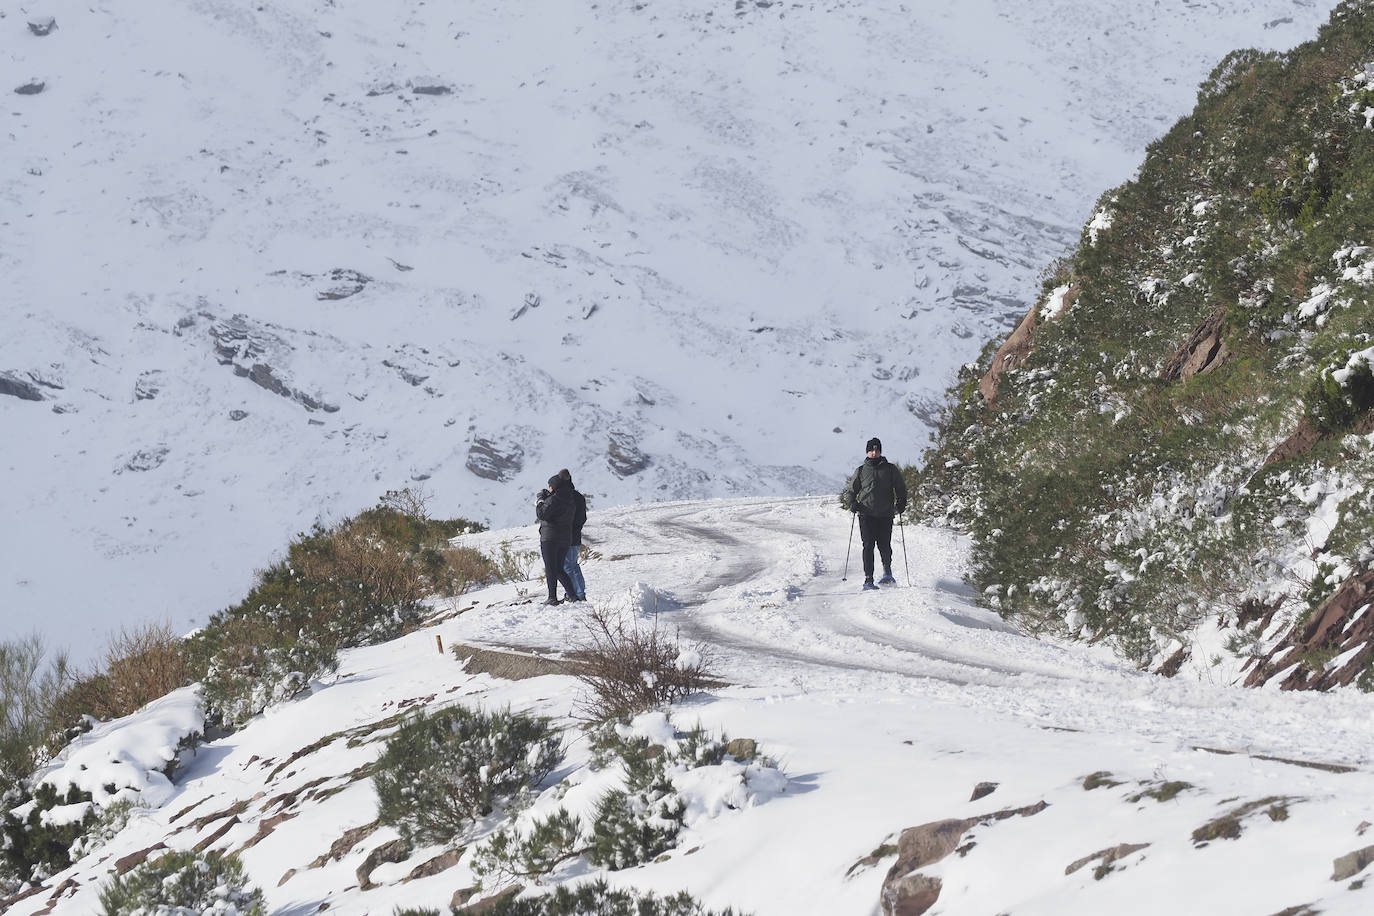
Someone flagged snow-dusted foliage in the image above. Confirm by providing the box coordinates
[913,1,1374,680]
[96,850,264,916]
[372,704,562,847]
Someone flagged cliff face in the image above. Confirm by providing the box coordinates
[914,0,1374,687]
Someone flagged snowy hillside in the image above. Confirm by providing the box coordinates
[8,498,1374,915]
[0,0,1338,660]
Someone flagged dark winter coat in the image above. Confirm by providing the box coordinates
[536,478,576,543]
[841,456,908,518]
[569,488,588,546]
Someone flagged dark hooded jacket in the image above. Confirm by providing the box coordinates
[536,475,576,543]
[841,456,908,518]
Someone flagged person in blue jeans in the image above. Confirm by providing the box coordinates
[535,474,576,605]
[557,468,588,601]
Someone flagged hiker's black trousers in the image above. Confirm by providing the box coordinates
[858,514,894,579]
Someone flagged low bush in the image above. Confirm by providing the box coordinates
[97,849,263,916]
[573,605,719,722]
[1,781,96,885]
[471,808,583,886]
[51,623,190,727]
[186,497,487,726]
[477,878,749,916]
[373,705,563,846]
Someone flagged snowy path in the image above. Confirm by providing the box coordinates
[452,496,1374,771]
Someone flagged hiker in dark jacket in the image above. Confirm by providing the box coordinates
[840,437,908,589]
[557,468,588,602]
[535,474,577,605]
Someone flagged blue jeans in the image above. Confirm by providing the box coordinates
[563,545,586,599]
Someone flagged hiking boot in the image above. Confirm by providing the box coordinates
[862,578,878,591]
[543,597,561,606]
[878,573,896,585]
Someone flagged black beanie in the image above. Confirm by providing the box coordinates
[548,475,561,489]
[866,437,882,454]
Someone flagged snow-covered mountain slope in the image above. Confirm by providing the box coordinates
[10,498,1374,915]
[0,0,1338,660]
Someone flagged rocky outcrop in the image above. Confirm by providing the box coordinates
[210,316,339,413]
[607,433,651,477]
[880,801,1048,915]
[0,371,45,401]
[977,284,1076,406]
[465,437,524,481]
[1243,570,1374,690]
[1160,306,1230,381]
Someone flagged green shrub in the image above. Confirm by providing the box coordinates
[474,879,749,916]
[472,808,583,886]
[373,705,562,846]
[186,500,488,726]
[97,849,263,916]
[1,782,96,885]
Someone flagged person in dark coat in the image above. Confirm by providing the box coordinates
[557,468,588,602]
[840,437,908,589]
[535,474,577,605]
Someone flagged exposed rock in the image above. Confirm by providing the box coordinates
[229,409,249,421]
[881,801,1048,915]
[404,847,463,881]
[15,80,46,95]
[456,884,522,914]
[726,738,758,761]
[1155,645,1188,678]
[1242,570,1374,690]
[450,642,581,680]
[0,371,44,401]
[607,433,652,477]
[1064,842,1149,877]
[28,17,58,36]
[976,284,1077,407]
[235,811,300,853]
[1258,415,1330,471]
[1160,306,1230,381]
[465,437,524,481]
[278,868,296,887]
[969,781,998,801]
[315,268,372,301]
[310,821,382,868]
[210,315,339,412]
[356,837,411,890]
[114,842,166,874]
[134,371,162,401]
[193,815,240,852]
[1333,843,1374,881]
[120,446,170,473]
[412,83,453,95]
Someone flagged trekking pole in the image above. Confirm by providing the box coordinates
[841,512,856,581]
[899,516,911,587]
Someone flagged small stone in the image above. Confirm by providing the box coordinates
[28,17,57,36]
[15,80,46,95]
[969,782,998,801]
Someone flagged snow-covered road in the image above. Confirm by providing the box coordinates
[451,496,1374,771]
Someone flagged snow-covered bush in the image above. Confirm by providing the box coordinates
[0,781,96,885]
[196,623,337,729]
[96,849,264,916]
[373,705,562,846]
[584,718,773,871]
[478,878,749,915]
[471,807,582,886]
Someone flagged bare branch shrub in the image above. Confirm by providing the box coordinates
[53,623,190,725]
[0,633,75,785]
[380,485,433,522]
[572,604,719,721]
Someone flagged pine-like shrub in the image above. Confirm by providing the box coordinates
[476,878,749,916]
[373,705,562,846]
[97,849,264,916]
[1,782,96,885]
[471,808,583,886]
